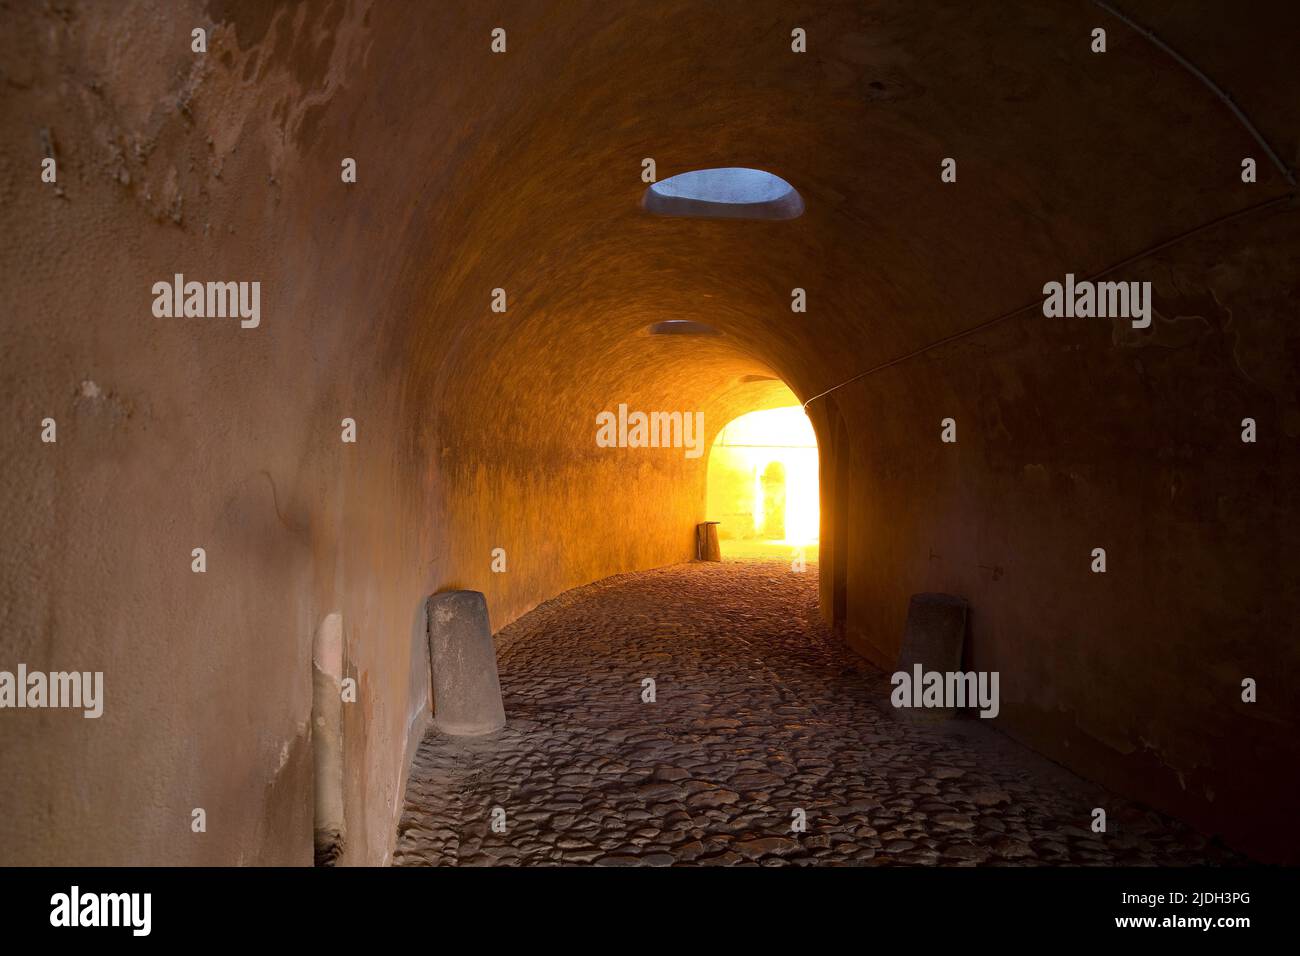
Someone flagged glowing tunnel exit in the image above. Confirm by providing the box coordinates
[706,405,820,560]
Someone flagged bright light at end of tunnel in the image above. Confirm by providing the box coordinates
[707,405,820,549]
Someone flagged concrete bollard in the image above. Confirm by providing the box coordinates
[896,593,969,720]
[312,611,346,865]
[426,590,506,736]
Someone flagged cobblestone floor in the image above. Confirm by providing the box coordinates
[395,561,1239,866]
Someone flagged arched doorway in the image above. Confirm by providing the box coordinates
[706,405,819,560]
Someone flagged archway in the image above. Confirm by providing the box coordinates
[706,403,819,561]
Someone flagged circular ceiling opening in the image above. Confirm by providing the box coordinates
[643,167,804,221]
[648,320,722,336]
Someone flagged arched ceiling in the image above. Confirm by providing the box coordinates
[329,0,1300,453]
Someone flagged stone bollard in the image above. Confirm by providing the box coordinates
[696,521,722,562]
[896,593,969,721]
[426,590,506,736]
[312,611,346,865]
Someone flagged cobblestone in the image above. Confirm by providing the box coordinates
[395,561,1240,866]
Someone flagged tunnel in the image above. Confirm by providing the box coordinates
[1,0,1298,874]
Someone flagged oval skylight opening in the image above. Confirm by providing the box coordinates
[643,167,804,221]
[648,320,721,336]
